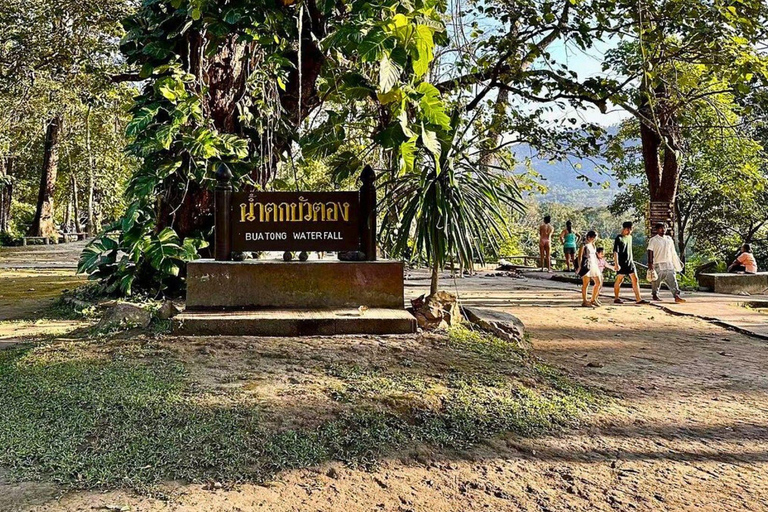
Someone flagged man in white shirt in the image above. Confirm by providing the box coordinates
[647,222,686,304]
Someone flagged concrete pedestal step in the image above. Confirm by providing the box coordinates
[172,308,417,336]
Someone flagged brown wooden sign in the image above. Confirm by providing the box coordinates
[230,191,360,252]
[648,201,674,233]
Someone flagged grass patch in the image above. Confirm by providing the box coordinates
[0,328,601,490]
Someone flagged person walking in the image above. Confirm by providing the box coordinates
[559,220,580,272]
[539,215,554,272]
[613,221,647,304]
[647,222,686,303]
[577,230,602,307]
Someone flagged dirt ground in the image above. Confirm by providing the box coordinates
[2,270,768,511]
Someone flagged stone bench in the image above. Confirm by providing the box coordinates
[699,272,768,295]
[59,232,87,243]
[22,236,54,246]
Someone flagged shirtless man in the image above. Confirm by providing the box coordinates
[539,215,554,272]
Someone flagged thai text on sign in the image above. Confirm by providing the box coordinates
[239,195,352,223]
[231,191,360,252]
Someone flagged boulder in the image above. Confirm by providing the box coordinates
[411,291,461,330]
[98,302,152,330]
[156,300,183,320]
[462,306,529,351]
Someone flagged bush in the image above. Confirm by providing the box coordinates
[0,231,20,246]
[78,203,208,297]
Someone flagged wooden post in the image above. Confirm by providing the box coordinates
[214,164,232,261]
[360,165,377,261]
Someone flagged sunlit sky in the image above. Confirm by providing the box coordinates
[541,38,631,127]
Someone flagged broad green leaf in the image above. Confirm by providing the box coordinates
[377,87,403,105]
[412,25,435,77]
[399,136,418,176]
[379,54,401,93]
[359,30,390,62]
[421,124,440,159]
[416,82,451,130]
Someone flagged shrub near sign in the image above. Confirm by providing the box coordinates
[231,191,361,252]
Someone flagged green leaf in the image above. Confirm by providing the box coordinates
[399,136,418,176]
[139,63,154,79]
[416,82,451,130]
[337,73,376,100]
[412,25,435,77]
[359,30,391,62]
[421,124,440,159]
[379,54,401,93]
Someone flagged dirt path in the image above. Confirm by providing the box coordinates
[0,241,87,270]
[5,272,768,511]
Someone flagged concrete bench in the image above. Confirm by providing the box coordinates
[59,232,87,243]
[22,236,54,246]
[699,272,768,295]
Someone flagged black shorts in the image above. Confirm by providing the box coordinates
[617,264,636,276]
[564,247,576,256]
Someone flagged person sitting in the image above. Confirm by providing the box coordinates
[728,244,758,274]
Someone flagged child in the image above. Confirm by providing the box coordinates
[595,247,617,304]
[577,231,603,307]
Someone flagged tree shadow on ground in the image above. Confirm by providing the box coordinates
[2,326,767,492]
[0,329,598,489]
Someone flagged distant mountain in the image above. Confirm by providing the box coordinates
[512,125,622,207]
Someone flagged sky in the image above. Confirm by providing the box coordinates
[539,38,631,128]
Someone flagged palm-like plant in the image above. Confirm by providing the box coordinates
[381,115,524,296]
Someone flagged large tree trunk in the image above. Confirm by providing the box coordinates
[0,157,12,233]
[156,17,326,241]
[31,115,62,238]
[155,33,250,239]
[639,84,682,233]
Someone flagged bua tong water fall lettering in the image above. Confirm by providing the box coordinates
[230,191,361,253]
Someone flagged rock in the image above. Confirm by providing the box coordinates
[326,467,340,479]
[586,361,604,368]
[283,251,293,261]
[98,302,152,330]
[411,291,461,330]
[298,251,309,261]
[156,300,182,320]
[62,296,92,311]
[461,307,528,350]
[232,252,254,261]
[337,250,367,261]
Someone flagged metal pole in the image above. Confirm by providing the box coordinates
[360,165,377,261]
[214,164,233,261]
